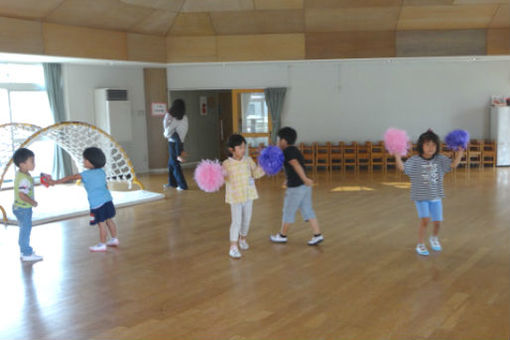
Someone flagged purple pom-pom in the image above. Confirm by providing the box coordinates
[445,129,469,150]
[384,128,410,156]
[194,159,225,193]
[258,145,284,176]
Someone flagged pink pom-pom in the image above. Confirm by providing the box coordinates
[194,159,225,193]
[384,128,410,156]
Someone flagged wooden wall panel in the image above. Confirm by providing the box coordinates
[487,28,510,55]
[254,0,303,10]
[0,17,44,54]
[210,10,304,35]
[403,0,454,4]
[130,10,177,36]
[181,0,254,12]
[42,23,128,60]
[217,34,305,61]
[453,0,507,4]
[396,29,486,56]
[127,33,167,62]
[306,31,395,59]
[121,0,185,11]
[489,4,510,28]
[143,68,168,169]
[305,7,400,32]
[0,0,63,19]
[45,0,153,31]
[166,36,218,62]
[169,13,216,36]
[398,5,498,30]
[305,0,402,8]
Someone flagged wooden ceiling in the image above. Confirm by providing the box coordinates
[0,0,507,37]
[0,0,507,62]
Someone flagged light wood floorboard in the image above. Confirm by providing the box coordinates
[0,168,508,340]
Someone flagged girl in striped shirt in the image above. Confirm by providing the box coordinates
[222,134,265,259]
[395,130,464,256]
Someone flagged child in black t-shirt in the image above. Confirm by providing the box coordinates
[270,127,323,245]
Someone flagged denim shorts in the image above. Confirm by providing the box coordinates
[90,201,116,225]
[414,199,443,221]
[282,185,316,224]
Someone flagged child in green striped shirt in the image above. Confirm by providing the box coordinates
[12,148,42,262]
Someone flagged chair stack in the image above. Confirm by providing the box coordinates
[247,139,497,172]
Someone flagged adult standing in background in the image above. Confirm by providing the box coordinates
[163,99,189,191]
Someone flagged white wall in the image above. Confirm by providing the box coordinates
[168,58,510,143]
[63,64,149,172]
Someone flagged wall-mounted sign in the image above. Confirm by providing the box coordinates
[200,96,207,116]
[151,102,167,116]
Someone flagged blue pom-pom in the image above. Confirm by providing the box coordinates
[258,146,284,176]
[445,129,470,150]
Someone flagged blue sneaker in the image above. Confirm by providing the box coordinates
[429,236,442,252]
[416,244,429,256]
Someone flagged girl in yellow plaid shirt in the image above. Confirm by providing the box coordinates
[222,134,265,259]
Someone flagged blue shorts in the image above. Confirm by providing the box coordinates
[282,185,316,224]
[90,201,116,225]
[414,200,443,221]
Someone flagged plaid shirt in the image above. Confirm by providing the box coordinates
[223,156,264,204]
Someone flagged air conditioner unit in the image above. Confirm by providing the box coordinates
[94,88,132,142]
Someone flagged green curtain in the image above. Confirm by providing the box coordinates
[264,88,287,144]
[43,63,73,179]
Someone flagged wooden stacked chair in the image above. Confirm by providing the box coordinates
[299,143,317,174]
[467,140,482,168]
[279,139,499,173]
[370,141,386,171]
[482,140,496,167]
[330,142,343,171]
[248,144,261,163]
[343,142,357,171]
[357,142,371,170]
[315,142,332,173]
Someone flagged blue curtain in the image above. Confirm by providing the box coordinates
[264,88,287,144]
[43,63,72,178]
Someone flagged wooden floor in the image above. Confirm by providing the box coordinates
[0,168,508,340]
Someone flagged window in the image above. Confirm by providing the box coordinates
[241,92,269,134]
[0,64,54,183]
[232,89,271,149]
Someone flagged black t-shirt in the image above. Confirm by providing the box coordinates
[283,145,306,187]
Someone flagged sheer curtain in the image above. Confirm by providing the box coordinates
[43,63,72,178]
[264,88,287,144]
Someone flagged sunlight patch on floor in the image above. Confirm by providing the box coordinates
[381,182,411,189]
[330,186,374,192]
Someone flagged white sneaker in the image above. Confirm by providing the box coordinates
[270,233,288,243]
[21,253,43,262]
[106,238,119,247]
[429,236,442,252]
[89,243,107,252]
[176,187,185,191]
[229,247,242,258]
[239,239,249,250]
[416,243,429,256]
[308,234,324,246]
